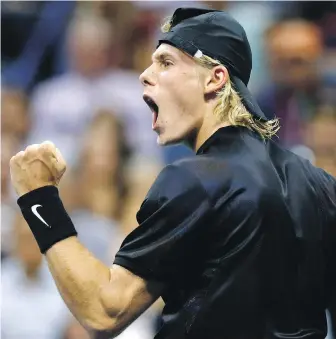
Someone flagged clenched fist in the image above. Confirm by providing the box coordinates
[10,141,66,197]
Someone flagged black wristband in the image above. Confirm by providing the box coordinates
[17,186,77,254]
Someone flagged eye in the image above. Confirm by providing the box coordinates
[160,59,173,68]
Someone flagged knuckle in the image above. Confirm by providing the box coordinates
[9,155,16,166]
[40,142,55,155]
[25,144,38,156]
[10,151,24,165]
[42,140,55,150]
[17,151,24,158]
[42,140,55,147]
[39,144,49,153]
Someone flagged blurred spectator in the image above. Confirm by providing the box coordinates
[1,214,71,339]
[1,88,30,142]
[304,106,336,176]
[286,1,336,24]
[75,110,131,221]
[89,1,137,69]
[1,133,21,259]
[257,19,324,147]
[1,1,75,90]
[1,88,30,258]
[26,10,162,170]
[25,14,115,167]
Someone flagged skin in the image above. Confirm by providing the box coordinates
[140,43,229,151]
[9,43,230,336]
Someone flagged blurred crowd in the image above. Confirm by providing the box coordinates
[1,1,335,339]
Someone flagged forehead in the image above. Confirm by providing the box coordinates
[152,43,196,65]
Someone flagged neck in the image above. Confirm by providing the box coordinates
[193,114,231,153]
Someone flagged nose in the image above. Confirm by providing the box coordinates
[139,65,155,87]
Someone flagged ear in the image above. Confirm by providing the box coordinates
[204,65,228,95]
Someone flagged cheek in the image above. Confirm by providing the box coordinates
[161,72,203,113]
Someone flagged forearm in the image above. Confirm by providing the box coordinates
[45,236,114,331]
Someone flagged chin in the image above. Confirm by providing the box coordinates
[157,135,180,147]
[156,129,195,148]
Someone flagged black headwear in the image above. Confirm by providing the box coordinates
[157,7,269,121]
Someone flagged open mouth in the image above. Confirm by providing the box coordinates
[143,95,159,128]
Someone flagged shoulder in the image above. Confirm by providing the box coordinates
[145,162,208,203]
[137,163,211,222]
[164,156,251,205]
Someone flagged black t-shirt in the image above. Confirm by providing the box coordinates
[114,126,336,339]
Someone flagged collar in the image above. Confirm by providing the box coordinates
[196,125,260,155]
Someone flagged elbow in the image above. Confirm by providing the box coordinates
[84,316,120,338]
[84,275,130,336]
[84,320,120,339]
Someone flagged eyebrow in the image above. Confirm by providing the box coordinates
[152,52,176,62]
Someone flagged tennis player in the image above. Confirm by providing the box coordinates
[10,8,336,339]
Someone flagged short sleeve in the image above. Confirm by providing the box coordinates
[114,164,212,283]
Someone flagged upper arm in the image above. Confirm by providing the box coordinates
[99,264,163,337]
[102,165,211,336]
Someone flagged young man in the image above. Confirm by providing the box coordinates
[10,8,336,339]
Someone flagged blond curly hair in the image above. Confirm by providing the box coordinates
[161,18,280,140]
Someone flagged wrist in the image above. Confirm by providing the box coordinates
[17,186,77,253]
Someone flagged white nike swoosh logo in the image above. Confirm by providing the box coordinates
[31,204,51,228]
